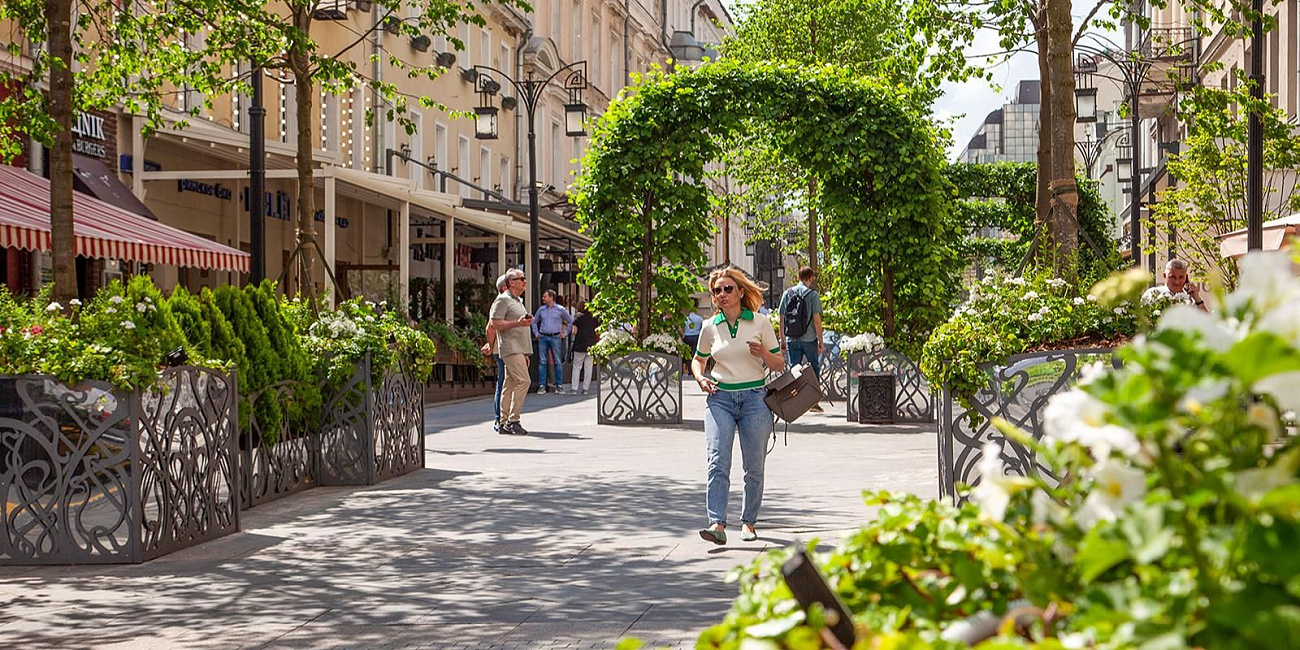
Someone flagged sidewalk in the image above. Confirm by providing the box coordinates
[0,385,937,649]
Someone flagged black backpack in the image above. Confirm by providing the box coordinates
[782,288,811,339]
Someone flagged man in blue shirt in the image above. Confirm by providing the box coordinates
[777,266,825,412]
[532,290,574,394]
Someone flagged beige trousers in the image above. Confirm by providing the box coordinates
[501,353,530,423]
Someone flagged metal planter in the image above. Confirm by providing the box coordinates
[240,381,315,510]
[0,367,239,564]
[317,354,426,486]
[846,349,935,424]
[597,352,683,425]
[938,347,1119,502]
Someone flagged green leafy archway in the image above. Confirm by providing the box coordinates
[574,62,959,348]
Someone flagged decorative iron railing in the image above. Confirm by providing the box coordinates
[240,381,315,510]
[317,353,425,486]
[938,348,1119,502]
[0,367,239,564]
[847,349,935,424]
[597,353,683,425]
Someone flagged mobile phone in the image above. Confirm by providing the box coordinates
[781,550,856,648]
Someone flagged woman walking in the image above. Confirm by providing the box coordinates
[690,266,785,545]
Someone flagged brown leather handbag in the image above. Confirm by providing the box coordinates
[764,362,823,423]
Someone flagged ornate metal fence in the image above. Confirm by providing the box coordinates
[938,348,1119,502]
[820,353,849,402]
[0,367,239,564]
[240,381,315,510]
[317,354,425,486]
[597,353,683,425]
[846,349,935,424]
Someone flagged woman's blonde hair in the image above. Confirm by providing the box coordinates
[707,266,765,314]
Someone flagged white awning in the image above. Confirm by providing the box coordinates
[329,166,531,240]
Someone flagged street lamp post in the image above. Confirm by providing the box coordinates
[1074,119,1125,179]
[1247,0,1265,250]
[248,68,267,283]
[1074,32,1192,269]
[472,61,589,309]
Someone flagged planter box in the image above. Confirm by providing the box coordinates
[0,367,239,564]
[938,347,1118,502]
[240,381,315,510]
[847,349,934,424]
[597,352,683,425]
[317,354,425,486]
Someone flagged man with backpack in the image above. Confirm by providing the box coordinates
[777,266,825,412]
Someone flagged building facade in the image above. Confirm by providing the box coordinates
[957,80,1042,164]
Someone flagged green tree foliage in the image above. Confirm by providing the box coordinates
[1153,81,1300,288]
[946,162,1120,284]
[167,287,215,359]
[210,285,281,437]
[575,62,958,351]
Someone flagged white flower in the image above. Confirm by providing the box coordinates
[109,295,124,305]
[1006,277,1026,286]
[1256,300,1300,349]
[1246,402,1282,443]
[46,302,62,312]
[136,302,148,313]
[105,307,116,314]
[1022,291,1039,300]
[1037,306,1051,315]
[1113,306,1126,316]
[1047,278,1067,288]
[970,442,1012,521]
[1178,379,1231,414]
[1077,459,1148,530]
[121,321,136,330]
[1073,297,1085,305]
[1225,251,1300,316]
[1027,313,1042,322]
[1043,389,1141,459]
[69,299,82,307]
[1254,372,1300,415]
[1077,361,1109,386]
[1030,488,1068,527]
[841,332,884,354]
[1087,294,1097,302]
[1234,449,1300,499]
[1157,305,1237,352]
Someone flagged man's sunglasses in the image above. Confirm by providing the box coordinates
[711,285,737,296]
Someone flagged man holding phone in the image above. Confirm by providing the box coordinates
[1142,259,1209,312]
[491,268,534,435]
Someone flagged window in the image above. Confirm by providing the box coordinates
[409,110,424,189]
[610,34,621,91]
[572,1,583,61]
[479,146,491,196]
[570,138,583,189]
[434,122,448,185]
[457,135,471,198]
[480,28,491,71]
[459,22,472,66]
[499,43,510,71]
[499,156,511,197]
[351,88,366,170]
[551,120,563,187]
[591,12,602,73]
[435,33,447,54]
[551,0,561,38]
[383,112,396,174]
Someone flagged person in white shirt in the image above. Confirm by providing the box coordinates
[690,266,785,546]
[1142,259,1209,312]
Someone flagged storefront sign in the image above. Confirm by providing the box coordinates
[178,179,233,200]
[314,210,350,228]
[71,112,108,158]
[118,155,162,172]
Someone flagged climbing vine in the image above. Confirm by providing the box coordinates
[574,61,957,350]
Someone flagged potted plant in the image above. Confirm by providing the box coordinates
[591,330,686,425]
[0,278,238,565]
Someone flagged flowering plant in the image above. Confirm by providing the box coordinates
[641,332,688,357]
[921,270,1155,402]
[699,251,1300,649]
[0,277,211,391]
[838,332,884,355]
[588,328,638,361]
[288,298,437,386]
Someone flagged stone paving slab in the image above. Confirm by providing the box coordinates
[0,385,937,649]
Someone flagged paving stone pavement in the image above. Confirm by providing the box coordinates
[0,385,938,649]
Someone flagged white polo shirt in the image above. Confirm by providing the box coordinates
[694,308,780,391]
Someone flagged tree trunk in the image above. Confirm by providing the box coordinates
[47,0,76,304]
[291,13,317,299]
[1045,0,1079,274]
[1034,23,1052,248]
[638,202,654,340]
[807,176,818,275]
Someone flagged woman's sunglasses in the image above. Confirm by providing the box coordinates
[711,285,737,296]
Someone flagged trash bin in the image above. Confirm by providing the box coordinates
[858,372,895,424]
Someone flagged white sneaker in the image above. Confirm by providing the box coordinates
[537,386,547,394]
[556,386,566,395]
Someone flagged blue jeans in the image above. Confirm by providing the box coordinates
[537,335,564,386]
[705,388,771,526]
[786,338,821,380]
[493,354,506,424]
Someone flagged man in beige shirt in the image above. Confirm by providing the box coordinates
[490,268,533,435]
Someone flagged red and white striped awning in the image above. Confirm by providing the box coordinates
[0,164,249,273]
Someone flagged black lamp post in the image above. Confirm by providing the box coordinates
[1247,0,1265,250]
[472,61,589,309]
[1074,118,1126,179]
[248,68,266,283]
[1074,34,1192,268]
